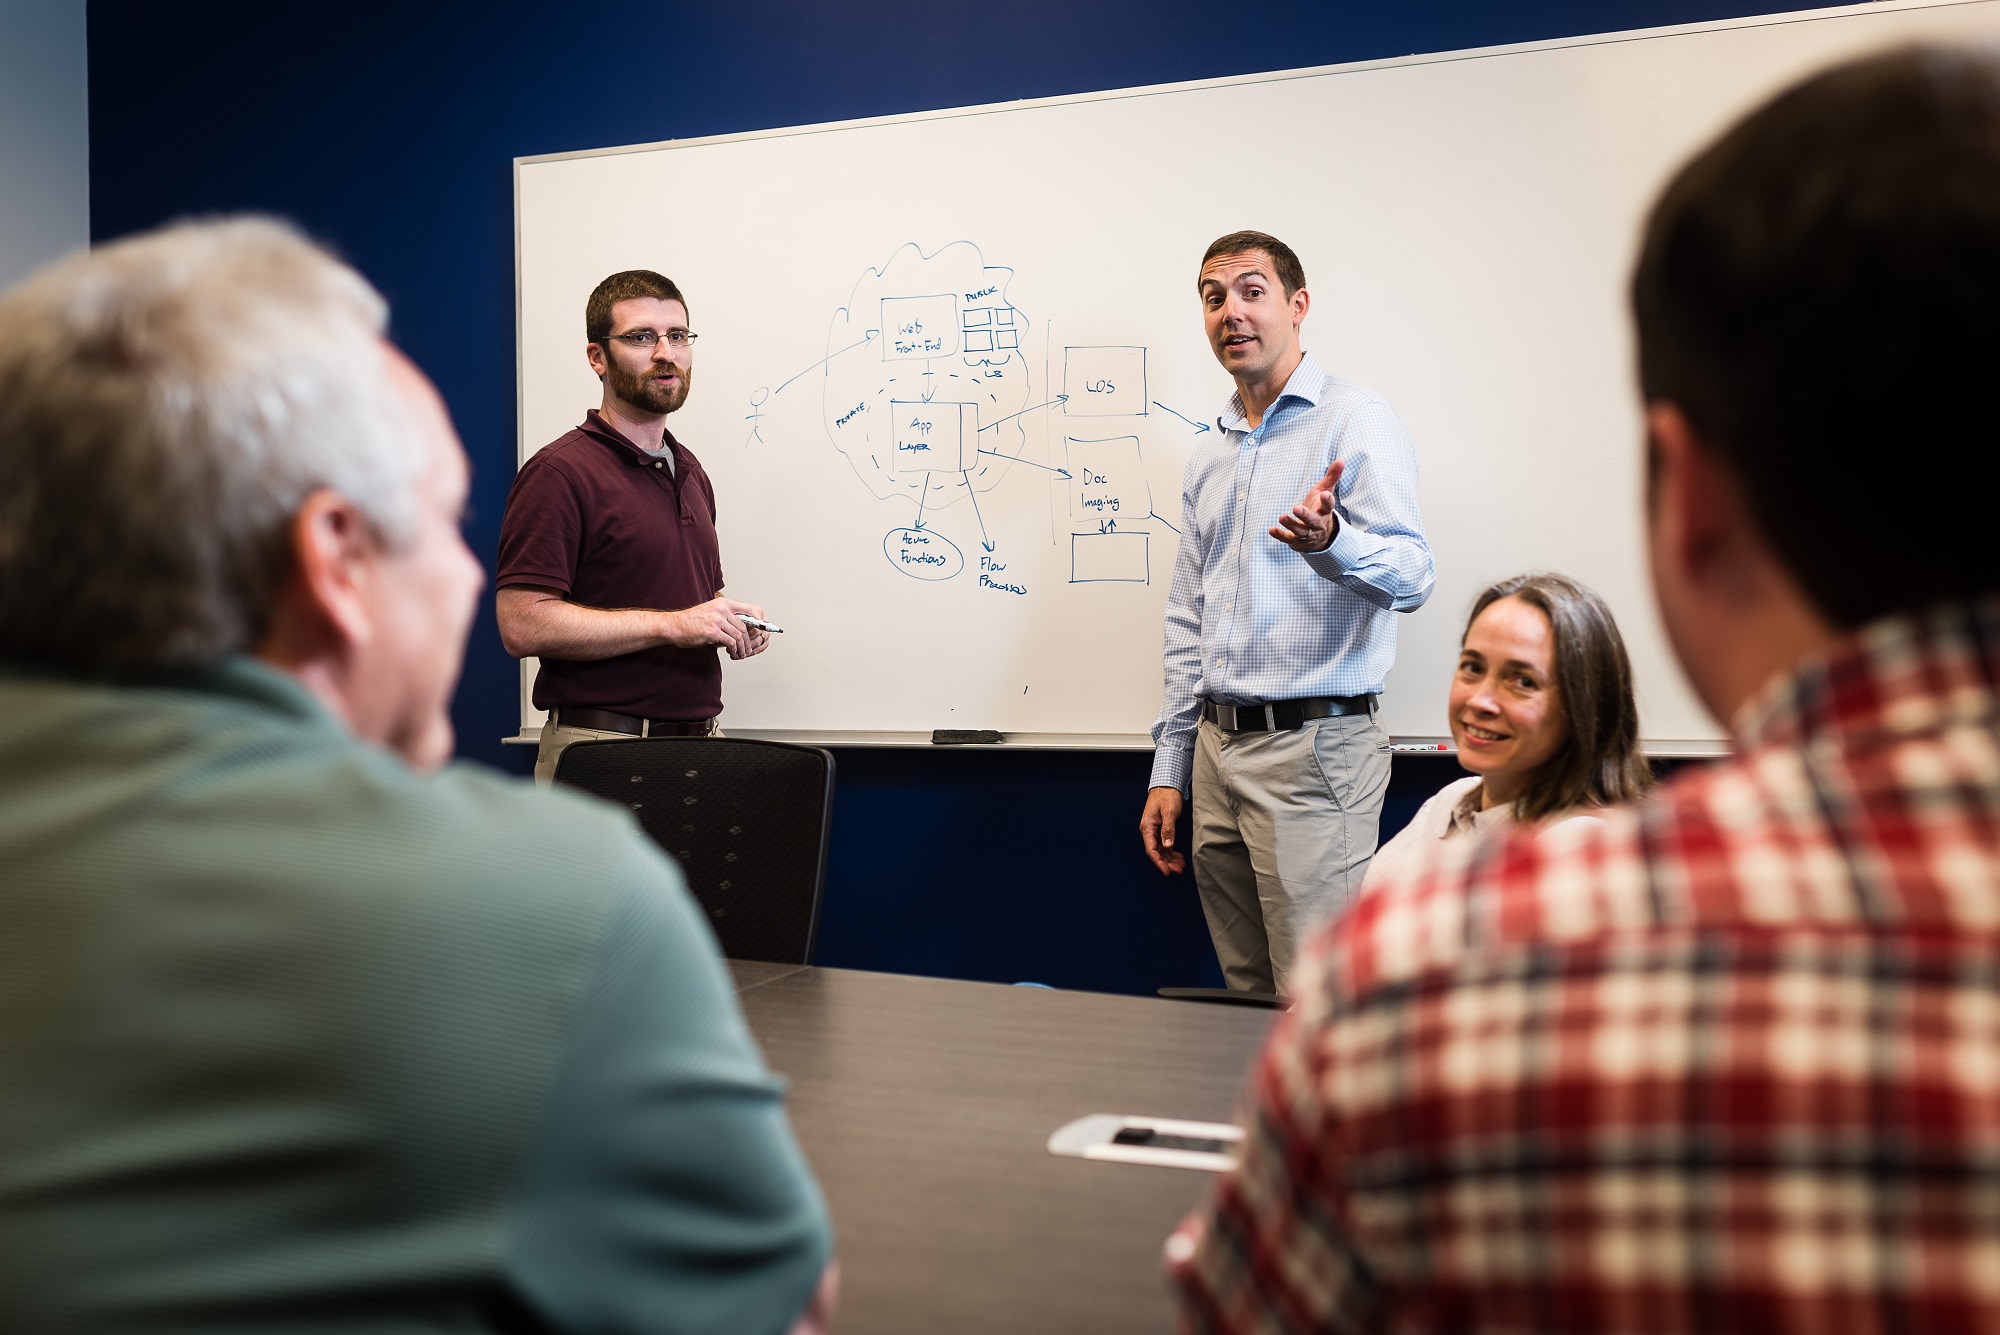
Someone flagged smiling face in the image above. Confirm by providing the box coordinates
[1449,595,1568,807]
[591,295,693,415]
[1198,249,1307,385]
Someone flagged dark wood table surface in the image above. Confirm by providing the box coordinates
[726,962,1275,1334]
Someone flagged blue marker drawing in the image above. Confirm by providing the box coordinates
[884,525,962,581]
[974,447,1070,479]
[964,476,993,553]
[977,394,1068,431]
[759,241,1186,590]
[815,241,1032,531]
[1065,435,1151,522]
[1063,346,1148,418]
[771,331,876,396]
[1070,531,1150,584]
[1151,401,1213,434]
[881,295,959,362]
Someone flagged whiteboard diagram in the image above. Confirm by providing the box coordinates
[750,241,1184,593]
[517,1,2000,743]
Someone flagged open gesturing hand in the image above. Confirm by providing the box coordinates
[1269,458,1345,553]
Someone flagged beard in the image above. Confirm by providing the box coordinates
[606,356,692,415]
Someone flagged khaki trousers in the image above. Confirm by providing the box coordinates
[1190,711,1390,995]
[533,718,720,786]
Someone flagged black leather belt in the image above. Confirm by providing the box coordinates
[551,706,717,737]
[1201,695,1374,733]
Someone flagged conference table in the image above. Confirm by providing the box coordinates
[727,961,1277,1333]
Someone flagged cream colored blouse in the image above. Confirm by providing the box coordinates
[1361,775,1606,895]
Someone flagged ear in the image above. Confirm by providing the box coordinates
[584,338,609,382]
[1290,285,1310,329]
[283,487,381,654]
[1644,402,1745,601]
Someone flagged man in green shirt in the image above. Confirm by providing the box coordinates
[0,219,835,1333]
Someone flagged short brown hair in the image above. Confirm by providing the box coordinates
[585,270,687,344]
[1632,46,2000,627]
[1198,231,1306,296]
[1465,573,1653,822]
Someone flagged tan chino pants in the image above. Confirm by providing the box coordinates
[1189,710,1390,994]
[533,717,720,786]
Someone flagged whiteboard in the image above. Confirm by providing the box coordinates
[515,0,2000,751]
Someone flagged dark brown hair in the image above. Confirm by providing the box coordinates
[1465,573,1652,822]
[585,270,687,344]
[1632,46,2000,627]
[1197,231,1307,296]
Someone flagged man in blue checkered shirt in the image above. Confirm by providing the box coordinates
[1139,231,1434,995]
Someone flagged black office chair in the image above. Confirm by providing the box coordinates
[554,737,835,965]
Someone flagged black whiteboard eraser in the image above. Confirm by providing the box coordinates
[932,729,1004,745]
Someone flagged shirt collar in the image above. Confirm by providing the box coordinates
[1217,351,1329,434]
[581,409,685,469]
[1731,595,2000,753]
[1,653,334,725]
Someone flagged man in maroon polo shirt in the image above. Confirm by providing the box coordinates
[498,270,770,783]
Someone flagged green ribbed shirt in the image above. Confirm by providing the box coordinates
[0,658,830,1333]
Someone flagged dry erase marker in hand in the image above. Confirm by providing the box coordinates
[737,613,784,633]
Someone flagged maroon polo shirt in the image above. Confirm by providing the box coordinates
[497,410,725,720]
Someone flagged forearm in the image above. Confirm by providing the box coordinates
[1303,525,1436,611]
[1301,412,1433,610]
[497,587,671,661]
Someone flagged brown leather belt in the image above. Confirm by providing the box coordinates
[1201,695,1375,733]
[550,706,717,738]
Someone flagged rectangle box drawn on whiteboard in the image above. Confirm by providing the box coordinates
[889,400,976,475]
[1063,345,1148,417]
[881,294,960,361]
[1071,531,1150,584]
[1067,435,1150,521]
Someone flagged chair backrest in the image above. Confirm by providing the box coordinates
[554,737,834,964]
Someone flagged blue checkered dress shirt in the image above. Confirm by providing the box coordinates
[1148,353,1434,792]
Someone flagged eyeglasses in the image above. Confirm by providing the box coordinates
[603,328,699,351]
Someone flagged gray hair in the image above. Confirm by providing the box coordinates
[0,217,427,674]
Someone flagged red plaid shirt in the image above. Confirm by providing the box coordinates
[1170,599,2000,1333]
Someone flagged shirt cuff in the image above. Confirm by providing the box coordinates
[1301,516,1364,582]
[1149,743,1193,793]
[495,569,575,596]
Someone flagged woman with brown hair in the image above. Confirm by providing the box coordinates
[1363,572,1653,892]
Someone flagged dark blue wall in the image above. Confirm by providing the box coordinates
[88,0,1762,993]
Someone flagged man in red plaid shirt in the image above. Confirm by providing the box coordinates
[1170,45,2000,1334]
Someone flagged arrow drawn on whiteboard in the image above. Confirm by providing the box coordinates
[773,331,876,395]
[964,476,994,552]
[913,483,929,531]
[920,367,937,403]
[977,395,1068,431]
[974,447,1071,479]
[1152,401,1212,434]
